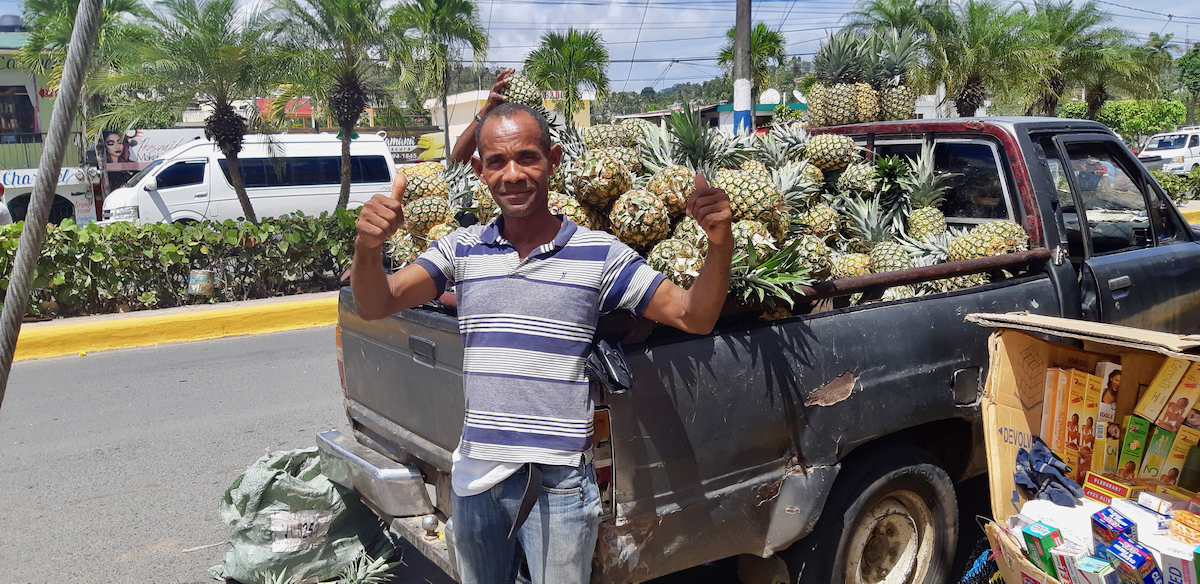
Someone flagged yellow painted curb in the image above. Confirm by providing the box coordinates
[1183,209,1200,225]
[14,296,338,361]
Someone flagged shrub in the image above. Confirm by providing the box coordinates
[1150,167,1200,205]
[0,209,360,318]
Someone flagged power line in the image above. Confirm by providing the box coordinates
[1092,0,1200,23]
[622,0,653,92]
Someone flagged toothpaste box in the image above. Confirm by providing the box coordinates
[1053,542,1089,584]
[1111,498,1172,535]
[1093,506,1138,559]
[1160,426,1200,487]
[1024,522,1065,578]
[1139,534,1195,584]
[1097,362,1122,424]
[1120,416,1154,480]
[1141,427,1179,481]
[1140,491,1189,516]
[1134,358,1193,422]
[1075,556,1120,584]
[1108,536,1164,584]
[1158,363,1200,434]
[1087,472,1151,499]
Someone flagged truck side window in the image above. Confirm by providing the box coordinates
[1038,138,1085,261]
[1062,143,1152,256]
[933,141,1009,220]
[155,161,206,189]
[1190,135,1199,148]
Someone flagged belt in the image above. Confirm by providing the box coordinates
[508,451,592,539]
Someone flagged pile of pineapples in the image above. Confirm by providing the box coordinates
[388,100,1028,313]
[806,29,920,127]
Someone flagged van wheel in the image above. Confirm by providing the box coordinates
[784,445,957,584]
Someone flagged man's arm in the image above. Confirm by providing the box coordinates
[351,173,442,320]
[641,175,734,335]
[446,69,514,164]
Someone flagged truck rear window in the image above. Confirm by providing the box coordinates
[935,142,1010,220]
[218,155,391,188]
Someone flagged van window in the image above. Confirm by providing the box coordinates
[218,155,391,188]
[934,141,1010,220]
[1190,135,1200,148]
[1144,134,1187,151]
[156,161,206,189]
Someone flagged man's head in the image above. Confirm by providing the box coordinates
[471,104,561,219]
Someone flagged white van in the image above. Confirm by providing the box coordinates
[102,133,396,224]
[1142,127,1200,175]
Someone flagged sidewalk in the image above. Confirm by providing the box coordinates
[14,291,339,361]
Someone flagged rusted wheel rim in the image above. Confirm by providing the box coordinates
[843,489,935,584]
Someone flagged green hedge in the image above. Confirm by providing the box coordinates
[0,209,360,318]
[1151,168,1200,205]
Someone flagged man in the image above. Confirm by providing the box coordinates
[351,103,733,584]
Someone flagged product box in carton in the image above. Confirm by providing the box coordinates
[1139,491,1189,516]
[1053,542,1089,584]
[1075,556,1120,584]
[1121,416,1154,480]
[1097,421,1123,473]
[1045,367,1071,454]
[1108,536,1163,584]
[1158,363,1200,434]
[1168,511,1200,545]
[987,522,1069,584]
[1134,357,1193,423]
[1160,426,1200,486]
[1093,506,1138,559]
[1087,472,1151,499]
[1111,498,1172,534]
[1155,484,1197,500]
[1085,485,1118,505]
[1025,522,1066,578]
[1079,373,1104,476]
[1068,370,1094,464]
[1098,362,1122,424]
[1141,427,1179,481]
[1140,534,1195,584]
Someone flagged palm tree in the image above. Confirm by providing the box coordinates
[277,0,409,210]
[1081,43,1161,118]
[97,0,288,224]
[845,0,928,34]
[392,0,487,157]
[922,0,1035,117]
[717,23,786,108]
[1020,1,1133,116]
[523,28,610,123]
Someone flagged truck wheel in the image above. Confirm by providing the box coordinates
[784,445,958,584]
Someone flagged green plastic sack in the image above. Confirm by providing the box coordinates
[210,448,393,584]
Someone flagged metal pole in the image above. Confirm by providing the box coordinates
[0,0,104,410]
[732,0,752,135]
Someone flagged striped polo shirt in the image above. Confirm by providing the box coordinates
[414,216,665,467]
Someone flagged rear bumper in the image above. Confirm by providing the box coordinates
[316,430,434,517]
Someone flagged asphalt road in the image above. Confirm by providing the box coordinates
[0,325,990,583]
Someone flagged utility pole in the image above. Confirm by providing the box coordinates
[733,0,752,135]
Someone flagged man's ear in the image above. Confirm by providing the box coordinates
[470,155,483,179]
[549,143,562,172]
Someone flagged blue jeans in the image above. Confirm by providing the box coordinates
[452,459,601,584]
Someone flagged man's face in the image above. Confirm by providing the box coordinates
[471,112,561,219]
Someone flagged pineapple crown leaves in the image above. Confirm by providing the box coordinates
[637,123,678,175]
[440,161,478,209]
[729,237,814,308]
[843,195,903,244]
[897,231,954,263]
[667,107,758,177]
[876,28,920,89]
[554,124,587,165]
[875,154,916,217]
[773,161,822,211]
[813,30,869,85]
[904,145,959,209]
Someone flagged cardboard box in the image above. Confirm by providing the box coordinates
[1084,485,1117,505]
[1160,426,1200,487]
[1096,421,1123,473]
[1158,363,1200,434]
[1110,497,1172,535]
[1045,367,1070,453]
[1097,362,1122,423]
[1140,491,1189,516]
[1068,369,1092,462]
[1108,536,1163,584]
[1093,506,1137,559]
[987,522,1066,584]
[1134,357,1193,422]
[1154,484,1197,500]
[1139,533,1195,584]
[1086,472,1150,499]
[1052,542,1089,584]
[1026,522,1066,578]
[1075,556,1120,584]
[1121,416,1154,480]
[1141,426,1179,481]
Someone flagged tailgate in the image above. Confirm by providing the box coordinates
[338,287,463,472]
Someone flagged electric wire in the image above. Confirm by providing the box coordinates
[621,0,652,91]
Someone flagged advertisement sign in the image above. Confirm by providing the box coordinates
[379,128,444,163]
[97,128,206,171]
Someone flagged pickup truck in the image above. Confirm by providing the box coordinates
[317,117,1200,583]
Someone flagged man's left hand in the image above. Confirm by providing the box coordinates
[687,174,733,247]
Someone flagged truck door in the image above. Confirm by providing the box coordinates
[142,159,209,222]
[1049,134,1200,334]
[1189,134,1200,171]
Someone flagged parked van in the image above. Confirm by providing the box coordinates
[102,133,396,224]
[1142,126,1200,175]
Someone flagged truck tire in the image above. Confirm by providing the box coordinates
[784,445,958,584]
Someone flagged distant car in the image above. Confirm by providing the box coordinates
[1142,128,1200,175]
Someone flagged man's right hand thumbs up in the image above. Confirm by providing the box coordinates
[356,172,407,251]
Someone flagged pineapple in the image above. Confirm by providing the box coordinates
[388,232,423,267]
[773,160,823,215]
[853,82,880,124]
[672,215,709,255]
[426,223,456,241]
[584,124,634,149]
[881,286,916,301]
[842,195,913,273]
[793,234,832,280]
[948,221,1028,261]
[403,173,450,204]
[400,161,443,178]
[648,238,705,289]
[472,182,498,221]
[547,191,589,227]
[646,165,694,217]
[832,252,871,279]
[502,73,542,108]
[806,83,828,127]
[582,203,611,232]
[574,148,633,206]
[880,86,917,121]
[795,203,840,242]
[811,31,866,126]
[605,146,643,176]
[868,241,913,273]
[875,29,920,121]
[620,118,655,140]
[732,220,777,266]
[404,196,449,239]
[801,161,824,185]
[741,159,771,182]
[610,190,671,248]
[947,233,984,262]
[904,147,952,242]
[836,161,877,195]
[806,134,857,172]
[712,170,786,229]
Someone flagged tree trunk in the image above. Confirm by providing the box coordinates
[955,81,986,117]
[336,127,351,210]
[225,149,258,224]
